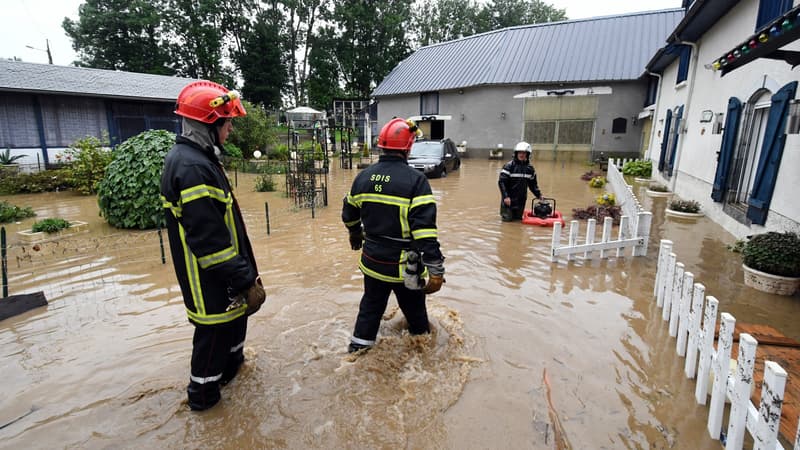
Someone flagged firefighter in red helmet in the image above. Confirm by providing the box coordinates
[341,118,446,353]
[160,80,265,411]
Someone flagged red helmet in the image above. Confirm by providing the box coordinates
[175,80,246,124]
[377,118,422,151]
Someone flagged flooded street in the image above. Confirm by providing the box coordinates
[2,157,799,449]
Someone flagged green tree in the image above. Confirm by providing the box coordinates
[63,136,114,195]
[326,0,412,98]
[282,0,327,106]
[411,0,482,47]
[97,130,175,229]
[475,0,566,33]
[227,100,277,158]
[239,10,287,109]
[306,27,343,111]
[62,0,175,74]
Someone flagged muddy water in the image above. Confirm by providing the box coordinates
[1,158,799,449]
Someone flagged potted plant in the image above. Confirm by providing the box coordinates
[588,176,606,188]
[741,231,800,296]
[646,183,672,198]
[665,199,704,219]
[0,148,25,175]
[17,217,89,243]
[621,160,653,182]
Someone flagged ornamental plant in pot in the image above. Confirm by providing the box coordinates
[741,231,800,296]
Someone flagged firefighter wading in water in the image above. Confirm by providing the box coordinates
[498,141,543,221]
[161,81,266,411]
[342,118,446,353]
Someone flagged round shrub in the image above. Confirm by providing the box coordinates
[742,232,800,277]
[97,130,175,229]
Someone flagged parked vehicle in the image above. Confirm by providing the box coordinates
[408,139,461,178]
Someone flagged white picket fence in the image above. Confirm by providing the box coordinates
[655,239,800,449]
[550,158,652,262]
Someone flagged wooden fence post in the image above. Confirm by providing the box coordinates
[551,221,561,263]
[695,296,719,405]
[708,312,736,440]
[684,283,705,379]
[633,211,652,257]
[656,241,673,304]
[726,333,758,450]
[662,253,677,319]
[585,219,596,260]
[669,263,685,335]
[676,271,694,356]
[599,217,612,259]
[753,362,788,449]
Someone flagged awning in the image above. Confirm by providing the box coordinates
[709,5,800,77]
[638,108,655,120]
[407,115,452,121]
[513,86,612,99]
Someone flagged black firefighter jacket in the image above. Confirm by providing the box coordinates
[161,136,258,326]
[342,154,443,283]
[498,158,542,209]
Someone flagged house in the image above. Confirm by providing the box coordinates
[0,60,194,170]
[372,9,684,161]
[646,0,800,238]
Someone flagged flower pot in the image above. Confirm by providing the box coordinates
[16,221,89,244]
[665,209,704,219]
[633,177,651,183]
[646,189,673,198]
[742,263,800,296]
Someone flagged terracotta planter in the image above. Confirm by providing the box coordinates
[16,221,89,244]
[742,263,800,296]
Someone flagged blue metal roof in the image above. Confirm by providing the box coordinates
[373,9,684,97]
[0,60,194,101]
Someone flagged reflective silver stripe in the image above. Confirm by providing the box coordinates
[500,169,511,175]
[230,341,244,353]
[190,373,223,384]
[350,336,375,346]
[509,173,532,178]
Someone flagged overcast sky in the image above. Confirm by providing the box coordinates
[1,0,683,66]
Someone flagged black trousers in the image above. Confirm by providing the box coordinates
[500,201,525,221]
[351,275,430,346]
[187,315,247,411]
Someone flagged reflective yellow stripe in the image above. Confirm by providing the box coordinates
[412,228,438,239]
[410,194,435,209]
[180,184,230,205]
[344,219,361,227]
[359,260,404,283]
[350,193,410,208]
[399,205,410,238]
[161,195,182,218]
[186,305,246,325]
[179,223,205,316]
[346,193,359,207]
[225,203,239,254]
[197,245,237,269]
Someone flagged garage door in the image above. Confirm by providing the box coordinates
[523,96,597,161]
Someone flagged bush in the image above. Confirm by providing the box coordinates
[669,199,701,213]
[97,130,174,229]
[589,176,606,188]
[63,136,114,195]
[596,192,616,206]
[0,169,71,194]
[0,201,35,223]
[270,144,289,161]
[31,218,71,233]
[571,205,622,225]
[227,100,277,158]
[223,142,243,159]
[742,232,800,277]
[622,160,652,177]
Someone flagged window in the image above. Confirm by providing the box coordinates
[676,45,691,85]
[727,91,771,209]
[420,92,438,115]
[645,76,659,107]
[756,0,793,30]
[40,96,107,147]
[612,118,627,134]
[0,94,41,148]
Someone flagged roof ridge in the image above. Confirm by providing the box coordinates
[0,59,181,80]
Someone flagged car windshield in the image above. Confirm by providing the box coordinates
[410,141,444,158]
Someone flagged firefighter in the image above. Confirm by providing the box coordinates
[342,118,446,353]
[498,141,543,221]
[160,80,266,411]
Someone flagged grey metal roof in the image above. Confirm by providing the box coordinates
[0,60,195,101]
[373,9,685,97]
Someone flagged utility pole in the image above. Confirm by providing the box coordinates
[26,39,53,64]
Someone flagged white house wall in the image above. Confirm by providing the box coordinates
[651,0,800,238]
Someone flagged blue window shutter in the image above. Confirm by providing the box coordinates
[658,109,672,172]
[711,97,742,202]
[676,46,691,84]
[667,105,683,176]
[756,0,793,29]
[746,81,798,225]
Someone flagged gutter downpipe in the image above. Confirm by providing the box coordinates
[644,70,663,162]
[669,39,700,194]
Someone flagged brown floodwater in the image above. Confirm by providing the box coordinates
[1,158,798,449]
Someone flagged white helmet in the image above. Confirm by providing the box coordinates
[514,141,531,155]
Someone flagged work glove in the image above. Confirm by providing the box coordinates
[423,274,445,294]
[243,277,266,316]
[349,230,364,251]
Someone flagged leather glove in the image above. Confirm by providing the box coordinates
[423,274,445,294]
[244,277,266,315]
[349,230,364,250]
